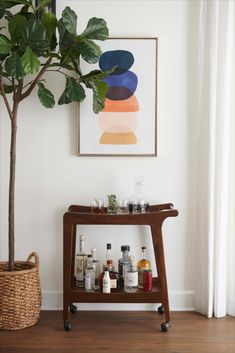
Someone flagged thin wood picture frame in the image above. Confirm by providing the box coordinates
[78,37,158,157]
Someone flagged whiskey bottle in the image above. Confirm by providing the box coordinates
[102,267,111,293]
[118,245,130,288]
[91,247,100,290]
[137,246,151,288]
[76,235,87,288]
[103,243,114,271]
[124,256,138,293]
[85,255,95,292]
[99,260,119,292]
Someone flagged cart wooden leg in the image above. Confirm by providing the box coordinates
[151,225,171,330]
[63,216,75,331]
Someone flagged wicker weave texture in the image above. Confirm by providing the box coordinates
[0,252,41,330]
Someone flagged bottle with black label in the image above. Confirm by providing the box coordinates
[118,245,130,288]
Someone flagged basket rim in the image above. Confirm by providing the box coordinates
[0,260,38,276]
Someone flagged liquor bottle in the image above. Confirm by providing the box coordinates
[99,260,119,292]
[137,246,151,288]
[91,247,100,290]
[76,235,87,288]
[85,255,95,292]
[103,243,114,271]
[102,267,111,293]
[124,255,138,293]
[118,245,131,288]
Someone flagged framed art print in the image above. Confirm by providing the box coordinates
[78,38,158,156]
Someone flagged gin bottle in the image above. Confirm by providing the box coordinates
[76,235,87,288]
[124,256,138,293]
[85,255,95,292]
[91,247,100,290]
[118,245,130,288]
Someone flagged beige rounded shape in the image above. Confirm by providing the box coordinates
[98,112,137,133]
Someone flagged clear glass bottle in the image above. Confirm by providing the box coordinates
[118,245,131,288]
[76,235,87,288]
[85,255,95,292]
[124,255,138,293]
[91,248,100,290]
[100,260,119,292]
[137,246,151,288]
[103,243,114,271]
[128,175,149,213]
[102,267,111,293]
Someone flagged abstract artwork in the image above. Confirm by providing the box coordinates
[78,38,157,156]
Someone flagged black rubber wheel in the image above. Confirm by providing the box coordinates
[69,304,77,314]
[161,321,170,332]
[158,305,164,315]
[64,321,72,331]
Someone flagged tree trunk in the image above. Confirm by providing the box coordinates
[8,117,17,271]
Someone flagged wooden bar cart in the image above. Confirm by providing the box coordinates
[63,203,178,332]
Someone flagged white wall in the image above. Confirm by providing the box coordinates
[0,0,194,310]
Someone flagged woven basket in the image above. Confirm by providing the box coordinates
[0,252,41,330]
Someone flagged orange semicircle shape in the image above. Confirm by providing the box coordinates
[102,95,139,112]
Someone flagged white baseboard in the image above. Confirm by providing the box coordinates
[41,290,195,311]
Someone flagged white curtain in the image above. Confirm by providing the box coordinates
[194,0,235,318]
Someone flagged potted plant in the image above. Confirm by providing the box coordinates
[0,0,111,330]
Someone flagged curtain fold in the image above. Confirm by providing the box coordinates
[194,0,235,318]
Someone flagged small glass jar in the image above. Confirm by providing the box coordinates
[91,199,104,213]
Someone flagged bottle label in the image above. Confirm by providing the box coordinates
[76,257,84,282]
[103,278,111,293]
[125,271,138,287]
[85,273,93,290]
[110,279,117,289]
[138,267,148,287]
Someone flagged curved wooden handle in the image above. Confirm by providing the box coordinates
[27,252,39,267]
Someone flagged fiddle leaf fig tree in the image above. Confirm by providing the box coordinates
[0,0,111,271]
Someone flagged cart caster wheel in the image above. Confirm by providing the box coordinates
[161,321,170,332]
[158,305,164,315]
[70,304,77,314]
[64,321,72,331]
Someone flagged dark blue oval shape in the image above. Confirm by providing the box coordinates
[99,50,134,75]
[106,86,135,100]
[103,71,138,94]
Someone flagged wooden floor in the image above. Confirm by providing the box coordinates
[0,311,234,353]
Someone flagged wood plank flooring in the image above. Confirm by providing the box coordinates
[0,311,234,353]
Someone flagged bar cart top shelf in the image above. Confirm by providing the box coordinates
[64,203,178,225]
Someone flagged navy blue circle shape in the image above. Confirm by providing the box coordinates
[99,50,134,75]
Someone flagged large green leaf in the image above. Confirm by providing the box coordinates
[57,18,75,52]
[80,67,117,87]
[58,88,72,105]
[8,14,26,43]
[0,34,12,54]
[81,17,109,41]
[66,77,85,102]
[20,46,40,74]
[0,0,31,9]
[61,6,77,35]
[37,81,55,108]
[90,79,108,113]
[21,19,49,56]
[58,77,85,105]
[75,37,101,64]
[41,12,57,40]
[5,52,25,79]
